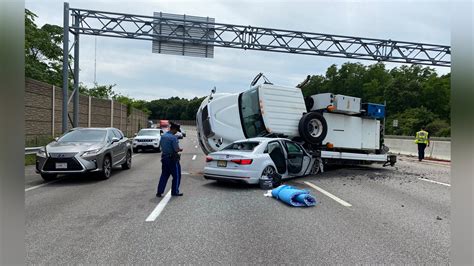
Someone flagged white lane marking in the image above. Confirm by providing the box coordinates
[418,178,451,187]
[146,190,172,222]
[25,179,61,192]
[192,155,197,160]
[182,172,190,175]
[194,145,198,149]
[304,181,352,207]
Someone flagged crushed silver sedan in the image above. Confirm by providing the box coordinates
[36,127,132,181]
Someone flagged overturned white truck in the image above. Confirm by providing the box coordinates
[196,76,396,169]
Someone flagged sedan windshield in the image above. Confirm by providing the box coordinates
[58,130,106,142]
[138,130,161,136]
[238,88,267,138]
[223,141,260,151]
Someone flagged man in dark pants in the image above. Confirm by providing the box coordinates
[415,127,430,161]
[156,123,183,197]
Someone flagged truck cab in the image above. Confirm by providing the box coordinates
[196,84,307,154]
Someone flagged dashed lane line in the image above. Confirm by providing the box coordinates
[192,155,197,160]
[303,181,352,207]
[145,190,172,222]
[418,178,451,187]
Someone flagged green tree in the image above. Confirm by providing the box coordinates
[299,62,450,137]
[25,9,65,87]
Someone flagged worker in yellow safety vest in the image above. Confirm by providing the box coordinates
[414,127,430,161]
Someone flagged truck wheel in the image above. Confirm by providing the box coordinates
[298,112,328,144]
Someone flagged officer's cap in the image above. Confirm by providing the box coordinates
[170,122,181,132]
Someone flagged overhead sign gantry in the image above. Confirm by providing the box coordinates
[61,2,451,133]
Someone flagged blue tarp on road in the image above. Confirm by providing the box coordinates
[271,185,317,207]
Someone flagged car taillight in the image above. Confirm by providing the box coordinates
[231,159,253,165]
[206,156,213,162]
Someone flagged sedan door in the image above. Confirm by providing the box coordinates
[283,140,307,177]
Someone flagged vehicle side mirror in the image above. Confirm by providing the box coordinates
[134,133,138,137]
[111,137,120,143]
[54,137,59,141]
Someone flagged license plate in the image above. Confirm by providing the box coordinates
[55,162,67,169]
[217,160,227,167]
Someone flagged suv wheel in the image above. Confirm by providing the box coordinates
[122,150,132,170]
[100,155,112,179]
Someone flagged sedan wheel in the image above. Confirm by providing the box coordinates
[261,166,275,178]
[310,160,320,175]
[122,150,132,170]
[100,156,112,179]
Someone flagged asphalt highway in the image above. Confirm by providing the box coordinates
[25,126,450,264]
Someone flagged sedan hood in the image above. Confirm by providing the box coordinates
[46,141,104,153]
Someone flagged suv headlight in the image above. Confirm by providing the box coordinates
[82,148,102,157]
[36,148,46,157]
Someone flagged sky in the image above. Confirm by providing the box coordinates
[26,0,451,101]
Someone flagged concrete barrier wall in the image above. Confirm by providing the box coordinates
[25,78,148,146]
[385,137,451,161]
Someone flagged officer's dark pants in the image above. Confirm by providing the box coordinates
[157,156,181,195]
[417,143,427,161]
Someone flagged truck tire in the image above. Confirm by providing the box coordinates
[298,112,328,145]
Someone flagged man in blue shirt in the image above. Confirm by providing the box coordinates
[156,123,183,197]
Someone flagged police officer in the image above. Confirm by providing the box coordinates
[156,122,183,197]
[415,127,430,161]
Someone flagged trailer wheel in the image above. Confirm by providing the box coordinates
[298,112,328,144]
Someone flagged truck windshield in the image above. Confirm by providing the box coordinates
[238,88,267,138]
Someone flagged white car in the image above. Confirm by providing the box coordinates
[132,129,163,153]
[203,137,320,184]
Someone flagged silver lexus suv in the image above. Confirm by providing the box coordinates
[36,127,132,181]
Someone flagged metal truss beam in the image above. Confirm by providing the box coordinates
[69,7,450,67]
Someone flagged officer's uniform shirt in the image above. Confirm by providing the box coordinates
[160,131,180,157]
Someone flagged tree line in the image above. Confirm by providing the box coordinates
[25,9,450,136]
[300,63,450,137]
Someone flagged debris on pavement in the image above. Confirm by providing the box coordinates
[436,216,443,220]
[269,185,317,207]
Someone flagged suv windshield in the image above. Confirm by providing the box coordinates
[58,129,106,142]
[223,141,260,151]
[138,130,161,136]
[238,88,267,138]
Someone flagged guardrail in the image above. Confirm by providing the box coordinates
[25,147,42,155]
